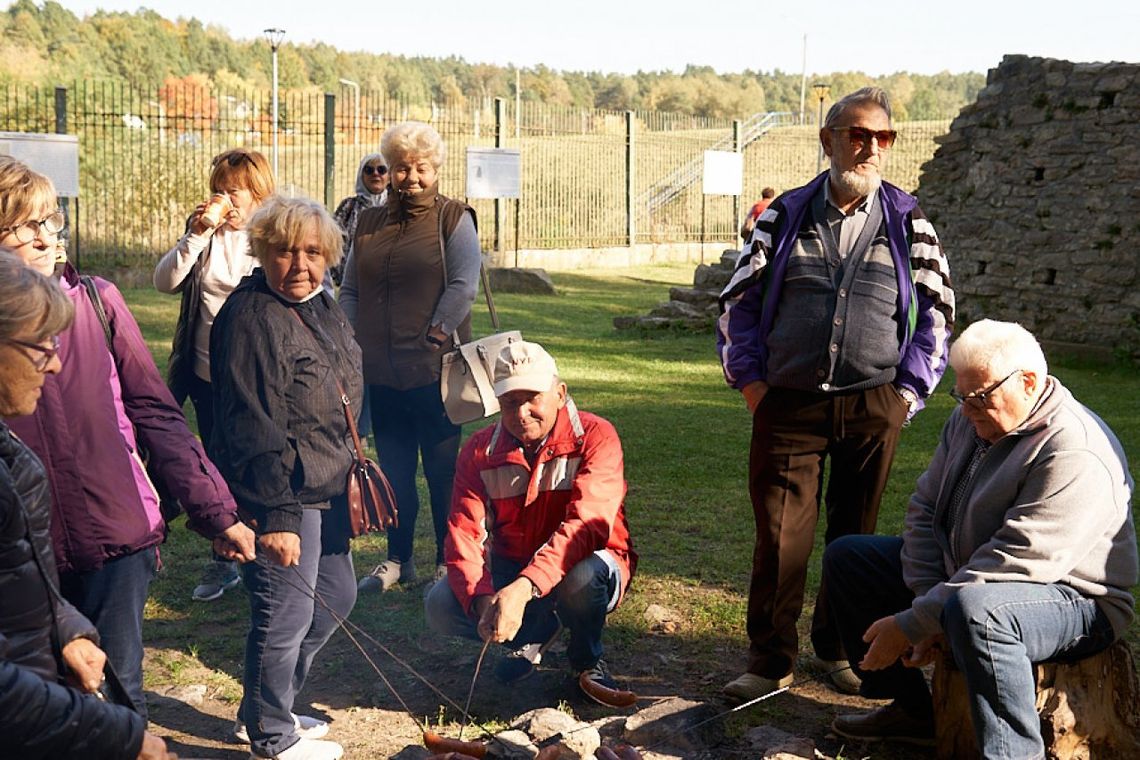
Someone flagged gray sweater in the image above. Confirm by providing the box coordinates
[896,377,1138,641]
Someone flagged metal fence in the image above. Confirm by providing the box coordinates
[0,82,952,270]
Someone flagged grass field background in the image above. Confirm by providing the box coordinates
[124,263,1140,717]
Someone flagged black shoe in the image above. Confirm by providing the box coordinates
[579,656,615,697]
[493,619,563,684]
[831,701,935,746]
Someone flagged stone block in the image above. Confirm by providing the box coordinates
[487,729,538,759]
[668,287,718,307]
[488,267,556,295]
[623,697,721,752]
[648,301,704,320]
[693,263,731,290]
[512,707,600,759]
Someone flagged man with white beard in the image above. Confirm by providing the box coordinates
[716,87,955,703]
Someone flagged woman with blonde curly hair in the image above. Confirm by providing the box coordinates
[210,195,361,760]
[340,121,481,592]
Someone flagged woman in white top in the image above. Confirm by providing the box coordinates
[154,148,274,602]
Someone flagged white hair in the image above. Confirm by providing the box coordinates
[950,319,1048,379]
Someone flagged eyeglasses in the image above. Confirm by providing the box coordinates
[4,335,61,372]
[363,164,388,176]
[949,370,1020,408]
[829,126,898,150]
[0,211,66,245]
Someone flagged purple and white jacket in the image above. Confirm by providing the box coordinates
[717,172,955,410]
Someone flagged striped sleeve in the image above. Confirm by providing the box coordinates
[897,206,955,400]
[716,205,779,388]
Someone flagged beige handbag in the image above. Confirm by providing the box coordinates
[440,330,523,425]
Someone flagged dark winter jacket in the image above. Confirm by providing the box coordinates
[0,633,145,759]
[0,422,96,681]
[209,271,363,535]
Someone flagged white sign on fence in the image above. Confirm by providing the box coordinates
[0,131,80,197]
[702,150,742,196]
[466,147,521,199]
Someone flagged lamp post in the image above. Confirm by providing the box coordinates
[813,82,830,174]
[264,28,286,178]
[339,78,360,155]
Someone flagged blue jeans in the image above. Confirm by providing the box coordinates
[370,383,460,565]
[240,507,356,758]
[424,552,620,671]
[60,546,158,718]
[943,581,1113,759]
[824,535,1115,759]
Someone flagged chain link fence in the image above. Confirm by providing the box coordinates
[1,82,951,271]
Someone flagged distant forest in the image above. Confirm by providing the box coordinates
[1,1,985,120]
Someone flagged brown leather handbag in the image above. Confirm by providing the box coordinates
[340,386,398,536]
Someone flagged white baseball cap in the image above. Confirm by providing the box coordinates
[492,341,559,396]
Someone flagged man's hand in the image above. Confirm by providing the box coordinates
[61,637,106,693]
[741,380,769,414]
[476,578,533,643]
[214,521,257,563]
[860,615,911,671]
[903,634,944,668]
[259,531,301,567]
[137,732,178,760]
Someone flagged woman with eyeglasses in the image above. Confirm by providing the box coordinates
[330,153,388,286]
[0,250,180,760]
[154,148,274,603]
[340,122,480,593]
[0,156,256,719]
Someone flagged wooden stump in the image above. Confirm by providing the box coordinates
[932,640,1140,759]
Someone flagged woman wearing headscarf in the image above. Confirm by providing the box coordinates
[339,121,480,592]
[154,148,275,603]
[330,152,388,285]
[0,250,177,760]
[1,156,255,718]
[210,195,361,760]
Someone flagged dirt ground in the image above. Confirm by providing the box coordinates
[145,612,935,760]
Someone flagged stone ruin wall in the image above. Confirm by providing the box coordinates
[918,55,1140,357]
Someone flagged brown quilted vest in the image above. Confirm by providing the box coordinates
[351,185,474,389]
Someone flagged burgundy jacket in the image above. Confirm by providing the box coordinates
[7,265,240,574]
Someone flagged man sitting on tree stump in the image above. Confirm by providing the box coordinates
[822,319,1138,756]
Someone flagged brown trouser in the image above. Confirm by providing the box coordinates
[745,383,909,678]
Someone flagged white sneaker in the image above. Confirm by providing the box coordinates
[234,713,330,743]
[250,738,343,760]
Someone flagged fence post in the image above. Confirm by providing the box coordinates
[54,85,78,266]
[733,119,742,233]
[323,92,336,210]
[626,111,635,247]
[494,97,504,255]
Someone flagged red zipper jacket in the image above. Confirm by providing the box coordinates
[445,399,636,614]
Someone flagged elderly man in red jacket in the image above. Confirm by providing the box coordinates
[424,341,636,700]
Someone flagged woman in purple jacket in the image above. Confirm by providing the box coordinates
[0,156,256,718]
[0,250,177,760]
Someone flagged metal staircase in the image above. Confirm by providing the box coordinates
[639,111,795,213]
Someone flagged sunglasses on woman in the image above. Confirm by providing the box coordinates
[363,164,388,176]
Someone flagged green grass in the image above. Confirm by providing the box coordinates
[128,263,1140,733]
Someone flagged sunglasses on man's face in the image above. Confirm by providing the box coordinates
[829,126,898,150]
[363,164,388,176]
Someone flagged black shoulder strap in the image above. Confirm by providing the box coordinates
[80,275,114,352]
